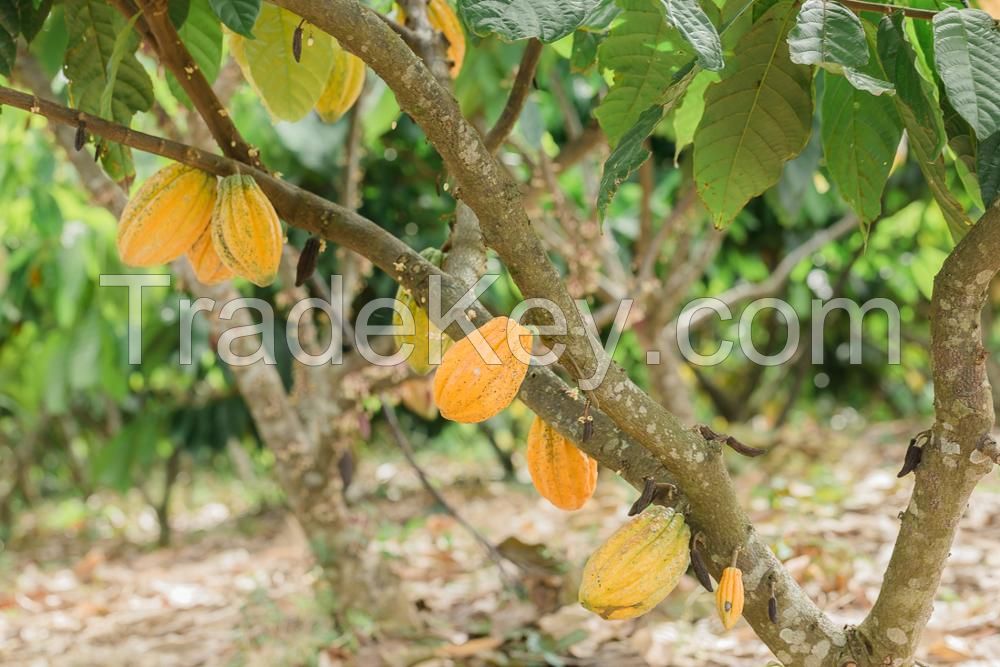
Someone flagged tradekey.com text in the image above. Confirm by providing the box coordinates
[100,273,901,390]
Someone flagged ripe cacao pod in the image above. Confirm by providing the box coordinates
[117,163,217,267]
[212,174,284,287]
[716,556,745,630]
[579,505,691,620]
[315,40,367,122]
[397,0,466,78]
[394,248,451,375]
[432,316,531,423]
[188,226,235,285]
[526,416,598,511]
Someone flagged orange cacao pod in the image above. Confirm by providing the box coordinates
[579,505,690,620]
[526,416,598,511]
[212,174,284,287]
[716,553,745,630]
[315,40,367,122]
[432,316,531,423]
[117,163,217,267]
[187,227,235,285]
[397,0,465,78]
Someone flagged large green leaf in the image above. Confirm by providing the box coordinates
[168,0,223,107]
[787,0,868,71]
[879,13,970,239]
[458,0,601,42]
[821,71,902,223]
[594,0,695,145]
[932,8,1000,140]
[15,0,52,42]
[209,0,259,38]
[231,3,334,122]
[63,0,154,186]
[979,132,1000,208]
[597,69,694,218]
[694,1,813,227]
[660,0,724,71]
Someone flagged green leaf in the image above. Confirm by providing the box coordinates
[571,30,601,71]
[943,98,984,209]
[231,3,335,122]
[979,131,1000,208]
[597,67,694,217]
[842,67,894,95]
[821,71,902,223]
[694,1,813,227]
[63,0,154,185]
[168,0,191,27]
[787,0,868,71]
[932,8,1000,140]
[580,0,620,30]
[168,0,223,107]
[458,0,601,42]
[0,3,15,76]
[209,0,259,38]
[16,0,52,42]
[672,68,719,161]
[879,13,970,239]
[594,0,695,145]
[99,13,144,121]
[660,0,724,71]
[597,105,660,219]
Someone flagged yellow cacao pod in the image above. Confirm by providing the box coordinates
[212,174,284,287]
[397,0,465,78]
[316,40,367,123]
[117,163,217,267]
[394,248,452,375]
[579,505,690,620]
[526,416,598,511]
[187,226,235,285]
[432,316,531,423]
[716,562,745,630]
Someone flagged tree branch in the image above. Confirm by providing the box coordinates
[270,0,845,658]
[840,0,940,20]
[858,204,1000,662]
[128,0,262,167]
[484,39,543,153]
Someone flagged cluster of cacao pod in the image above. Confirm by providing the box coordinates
[116,162,283,287]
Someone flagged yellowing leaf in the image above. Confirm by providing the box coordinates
[230,4,334,122]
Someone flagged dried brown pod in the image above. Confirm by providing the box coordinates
[628,477,657,516]
[690,532,714,592]
[768,575,778,623]
[296,236,321,286]
[74,121,87,151]
[581,398,594,442]
[897,438,924,478]
[292,19,305,62]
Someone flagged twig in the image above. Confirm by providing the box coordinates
[381,400,522,591]
[698,425,767,457]
[374,11,422,50]
[484,39,543,153]
[127,0,262,168]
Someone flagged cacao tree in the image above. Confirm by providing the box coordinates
[1,0,999,663]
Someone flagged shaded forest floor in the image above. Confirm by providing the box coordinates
[2,419,999,666]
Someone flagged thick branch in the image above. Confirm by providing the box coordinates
[858,204,1000,662]
[129,0,261,167]
[484,39,543,153]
